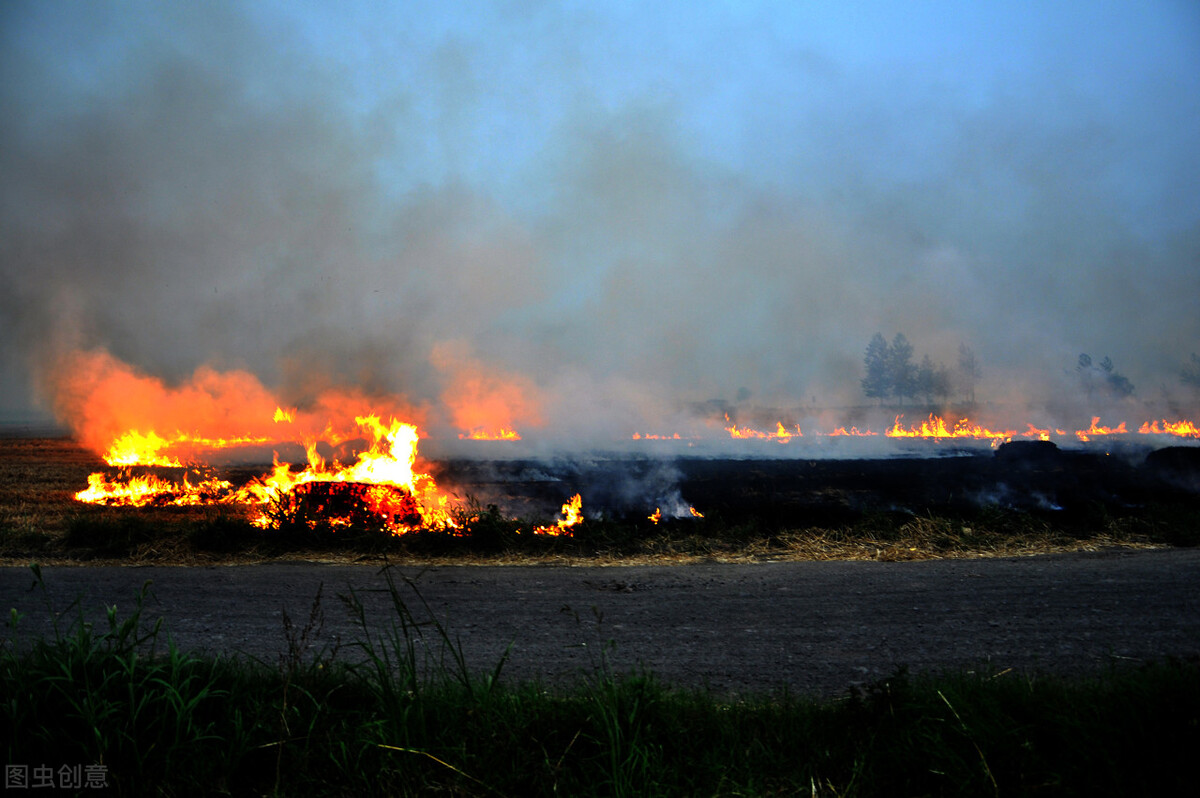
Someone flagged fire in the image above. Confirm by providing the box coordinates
[535,493,583,536]
[458,427,521,440]
[626,408,1199,444]
[102,430,274,467]
[724,416,802,440]
[432,340,542,440]
[1075,417,1128,441]
[103,430,183,467]
[1139,419,1200,438]
[52,348,468,532]
[885,415,1016,441]
[1021,424,1052,441]
[648,504,703,524]
[74,414,458,533]
[75,470,234,507]
[54,347,1200,540]
[238,415,457,532]
[822,426,877,437]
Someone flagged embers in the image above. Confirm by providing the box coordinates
[268,481,422,533]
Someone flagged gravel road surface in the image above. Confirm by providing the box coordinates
[3,549,1198,696]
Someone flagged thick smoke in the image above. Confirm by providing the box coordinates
[2,1,1198,443]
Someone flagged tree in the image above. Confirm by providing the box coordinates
[933,363,953,403]
[1099,356,1135,398]
[957,344,981,404]
[861,333,891,405]
[887,333,917,405]
[1077,354,1096,399]
[916,355,937,405]
[1077,353,1134,399]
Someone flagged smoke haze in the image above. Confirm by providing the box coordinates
[2,1,1198,443]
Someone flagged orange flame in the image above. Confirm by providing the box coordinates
[103,430,183,467]
[535,493,583,536]
[822,426,878,437]
[724,418,802,440]
[1138,419,1200,438]
[1074,417,1128,441]
[885,415,1016,441]
[458,427,522,440]
[1020,424,1052,441]
[56,349,457,533]
[74,470,235,507]
[647,505,703,523]
[237,415,456,532]
[432,341,542,439]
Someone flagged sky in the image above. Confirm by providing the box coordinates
[1,0,1198,439]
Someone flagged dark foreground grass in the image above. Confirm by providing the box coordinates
[3,565,1197,797]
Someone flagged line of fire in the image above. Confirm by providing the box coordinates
[55,349,1199,537]
[73,407,1199,537]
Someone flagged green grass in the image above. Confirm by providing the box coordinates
[3,564,1197,796]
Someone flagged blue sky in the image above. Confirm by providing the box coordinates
[2,0,1198,430]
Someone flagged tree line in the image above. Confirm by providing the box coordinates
[861,333,980,407]
[860,335,1200,406]
[1076,354,1134,399]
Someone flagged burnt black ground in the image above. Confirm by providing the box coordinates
[430,441,1200,528]
[4,549,1199,697]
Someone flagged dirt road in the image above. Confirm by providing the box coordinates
[3,549,1199,696]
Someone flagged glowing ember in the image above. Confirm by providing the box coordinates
[265,481,423,531]
[76,412,459,533]
[237,415,458,532]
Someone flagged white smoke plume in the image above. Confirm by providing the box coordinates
[2,1,1198,445]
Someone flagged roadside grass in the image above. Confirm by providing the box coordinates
[2,564,1196,796]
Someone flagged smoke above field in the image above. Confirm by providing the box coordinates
[2,1,1198,440]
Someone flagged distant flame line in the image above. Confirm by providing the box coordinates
[630,414,1200,443]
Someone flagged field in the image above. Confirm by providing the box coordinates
[2,435,1199,564]
[2,435,1199,795]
